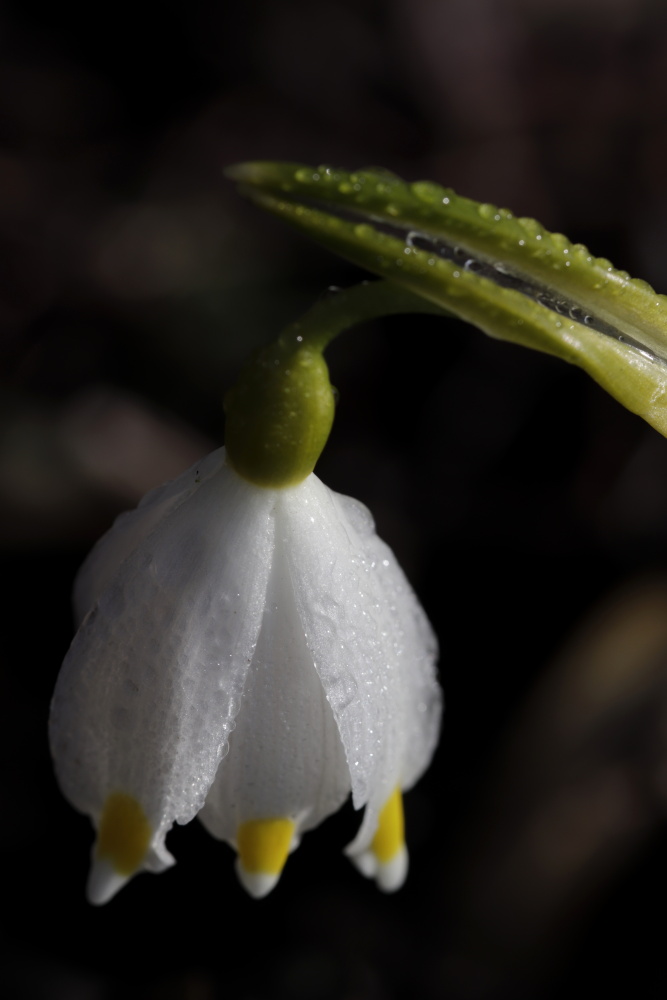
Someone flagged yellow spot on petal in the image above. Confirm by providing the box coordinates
[237,818,295,875]
[371,788,405,864]
[96,792,152,876]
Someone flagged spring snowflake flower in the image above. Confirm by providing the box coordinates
[49,300,442,904]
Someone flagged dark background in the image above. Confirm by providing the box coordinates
[4,1,667,997]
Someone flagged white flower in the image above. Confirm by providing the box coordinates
[50,447,441,903]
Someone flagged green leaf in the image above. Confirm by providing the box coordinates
[228,161,667,438]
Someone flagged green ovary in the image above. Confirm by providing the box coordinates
[224,340,335,489]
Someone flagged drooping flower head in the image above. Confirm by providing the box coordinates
[49,282,442,903]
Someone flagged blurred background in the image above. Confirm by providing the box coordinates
[4,0,667,996]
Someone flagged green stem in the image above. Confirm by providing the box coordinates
[224,280,448,489]
[276,279,449,354]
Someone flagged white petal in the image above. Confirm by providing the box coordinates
[86,857,130,906]
[351,846,409,892]
[199,515,350,843]
[234,862,281,900]
[74,448,225,623]
[278,476,412,851]
[349,844,409,892]
[50,458,274,869]
[335,493,442,792]
[377,846,409,892]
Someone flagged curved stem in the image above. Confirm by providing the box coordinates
[224,280,451,488]
[277,279,450,354]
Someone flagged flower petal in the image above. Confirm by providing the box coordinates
[331,493,441,856]
[348,787,409,892]
[198,511,350,855]
[334,494,442,791]
[278,475,414,850]
[49,458,275,892]
[74,448,226,623]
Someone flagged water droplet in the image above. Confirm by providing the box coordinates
[478,203,496,220]
[464,259,481,272]
[406,230,431,251]
[518,239,525,246]
[493,262,511,275]
[427,257,436,266]
[454,246,467,260]
[569,306,584,322]
[584,315,594,325]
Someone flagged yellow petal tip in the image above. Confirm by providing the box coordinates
[370,788,405,863]
[236,817,295,897]
[351,789,408,892]
[94,792,152,878]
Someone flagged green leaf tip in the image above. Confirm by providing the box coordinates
[228,160,667,439]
